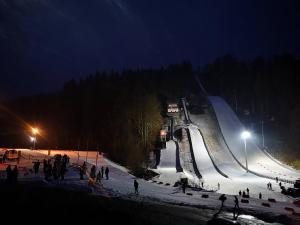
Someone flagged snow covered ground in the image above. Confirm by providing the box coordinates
[2,149,297,222]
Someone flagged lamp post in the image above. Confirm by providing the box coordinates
[241,131,251,172]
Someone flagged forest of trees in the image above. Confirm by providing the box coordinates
[1,54,300,168]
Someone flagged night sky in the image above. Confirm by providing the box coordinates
[1,0,300,98]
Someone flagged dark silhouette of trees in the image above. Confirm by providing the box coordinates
[2,57,300,166]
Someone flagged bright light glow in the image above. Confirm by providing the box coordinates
[29,136,36,142]
[160,130,167,136]
[241,131,251,139]
[32,127,39,135]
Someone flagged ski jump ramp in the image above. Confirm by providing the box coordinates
[207,96,300,181]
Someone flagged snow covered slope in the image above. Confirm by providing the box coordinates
[208,96,300,181]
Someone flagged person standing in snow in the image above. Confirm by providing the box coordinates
[105,167,109,180]
[82,162,87,174]
[246,188,249,196]
[79,167,84,180]
[96,171,102,183]
[182,180,186,193]
[12,165,18,183]
[259,192,262,199]
[6,165,12,183]
[134,179,139,194]
[90,165,96,179]
[60,163,66,180]
[33,161,40,174]
[101,166,104,178]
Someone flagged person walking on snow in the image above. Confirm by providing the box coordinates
[105,167,109,180]
[233,196,240,220]
[134,179,139,194]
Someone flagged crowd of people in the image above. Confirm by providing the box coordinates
[43,154,70,181]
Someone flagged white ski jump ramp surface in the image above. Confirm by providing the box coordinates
[208,96,300,181]
[157,140,177,170]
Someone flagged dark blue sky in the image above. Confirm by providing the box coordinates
[0,0,300,97]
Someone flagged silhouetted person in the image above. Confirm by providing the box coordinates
[96,171,101,183]
[246,188,249,195]
[52,164,58,180]
[238,190,242,196]
[279,182,282,187]
[134,179,139,194]
[12,166,18,183]
[43,159,47,174]
[101,166,104,178]
[6,165,12,183]
[217,183,220,190]
[242,191,246,197]
[218,194,227,215]
[182,180,186,193]
[79,167,84,180]
[105,167,109,180]
[201,182,204,188]
[82,162,87,174]
[90,165,96,179]
[233,196,240,220]
[60,164,66,180]
[259,192,262,199]
[276,177,278,183]
[34,161,40,174]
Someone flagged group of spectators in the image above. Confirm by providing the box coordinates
[81,162,109,182]
[43,154,70,181]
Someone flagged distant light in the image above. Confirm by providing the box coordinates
[29,136,36,142]
[160,130,167,136]
[241,131,251,139]
[32,127,39,135]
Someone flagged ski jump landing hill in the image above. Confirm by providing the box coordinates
[207,96,300,182]
[155,95,300,196]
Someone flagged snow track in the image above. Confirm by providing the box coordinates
[208,96,300,182]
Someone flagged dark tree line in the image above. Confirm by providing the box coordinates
[1,55,300,167]
[0,62,195,168]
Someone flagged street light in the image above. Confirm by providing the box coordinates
[31,127,39,150]
[241,130,251,172]
[30,136,37,150]
[32,127,39,135]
